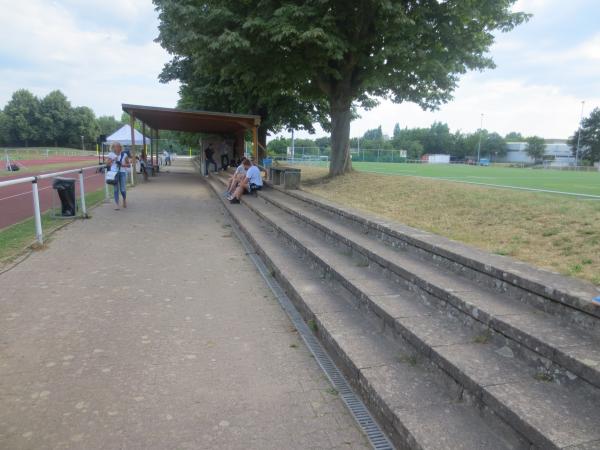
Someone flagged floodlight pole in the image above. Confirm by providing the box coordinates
[81,135,84,151]
[477,113,484,164]
[291,128,295,161]
[575,101,585,169]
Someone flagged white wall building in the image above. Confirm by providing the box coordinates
[427,154,451,164]
[499,140,575,166]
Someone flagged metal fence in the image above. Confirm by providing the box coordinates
[2,147,98,160]
[0,164,108,245]
[279,147,408,163]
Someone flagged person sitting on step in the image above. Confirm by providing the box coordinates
[224,157,248,197]
[228,158,262,204]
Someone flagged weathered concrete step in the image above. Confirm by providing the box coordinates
[316,309,525,450]
[257,188,600,389]
[205,176,522,450]
[276,187,600,322]
[228,186,600,449]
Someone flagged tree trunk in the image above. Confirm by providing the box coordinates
[329,97,353,176]
[258,125,268,163]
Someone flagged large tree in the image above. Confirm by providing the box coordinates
[154,1,327,157]
[155,1,527,175]
[96,115,121,137]
[483,132,507,159]
[0,110,8,146]
[525,136,545,163]
[422,122,454,154]
[505,131,524,141]
[2,89,40,146]
[568,108,600,165]
[68,106,99,149]
[39,90,72,146]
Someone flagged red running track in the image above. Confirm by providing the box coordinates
[0,168,107,230]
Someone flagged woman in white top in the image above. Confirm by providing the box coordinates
[106,143,131,210]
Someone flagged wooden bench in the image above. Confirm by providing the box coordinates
[269,166,301,189]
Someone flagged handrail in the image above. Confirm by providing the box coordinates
[1,163,109,245]
[0,164,105,188]
[0,176,36,187]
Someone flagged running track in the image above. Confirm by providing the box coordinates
[0,163,106,230]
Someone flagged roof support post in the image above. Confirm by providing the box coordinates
[129,113,136,186]
[252,126,258,163]
[142,122,147,159]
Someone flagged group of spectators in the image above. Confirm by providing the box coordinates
[203,144,263,204]
[223,157,263,204]
[106,142,264,210]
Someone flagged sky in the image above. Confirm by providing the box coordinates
[0,0,599,140]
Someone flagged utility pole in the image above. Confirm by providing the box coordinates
[575,101,585,168]
[476,113,484,164]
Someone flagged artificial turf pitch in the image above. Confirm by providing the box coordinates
[348,162,600,197]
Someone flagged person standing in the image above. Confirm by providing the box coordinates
[106,142,131,210]
[204,144,218,175]
[163,149,171,166]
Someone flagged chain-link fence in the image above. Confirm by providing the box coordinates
[274,147,408,163]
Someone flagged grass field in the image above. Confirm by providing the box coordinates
[298,166,600,286]
[348,162,600,197]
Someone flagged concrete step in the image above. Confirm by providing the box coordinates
[257,187,600,389]
[277,187,600,326]
[205,176,524,450]
[210,177,600,450]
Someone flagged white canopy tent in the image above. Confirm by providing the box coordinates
[106,124,151,146]
[103,124,152,184]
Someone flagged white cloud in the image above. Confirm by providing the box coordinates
[0,0,178,117]
[1,0,598,141]
[288,75,599,141]
[513,0,557,13]
[58,0,155,22]
[575,33,600,60]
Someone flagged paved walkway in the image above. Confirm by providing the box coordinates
[0,161,369,449]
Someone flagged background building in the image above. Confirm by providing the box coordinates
[499,139,575,166]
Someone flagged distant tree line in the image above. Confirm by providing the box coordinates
[268,113,600,166]
[268,122,533,161]
[0,89,122,148]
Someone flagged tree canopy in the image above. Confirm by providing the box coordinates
[154,0,327,155]
[0,88,121,148]
[268,122,515,162]
[505,131,524,141]
[3,89,40,146]
[525,136,546,162]
[155,0,528,175]
[568,108,600,164]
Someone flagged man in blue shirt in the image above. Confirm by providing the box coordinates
[228,158,262,204]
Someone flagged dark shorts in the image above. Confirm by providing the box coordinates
[246,183,262,193]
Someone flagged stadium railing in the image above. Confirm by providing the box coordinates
[0,164,107,245]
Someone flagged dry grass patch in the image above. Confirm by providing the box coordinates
[299,167,600,286]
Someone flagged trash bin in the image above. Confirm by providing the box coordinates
[52,177,77,217]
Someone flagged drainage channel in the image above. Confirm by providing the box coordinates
[226,215,395,450]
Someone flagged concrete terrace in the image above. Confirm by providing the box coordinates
[0,160,369,449]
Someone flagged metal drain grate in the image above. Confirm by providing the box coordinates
[228,218,395,450]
